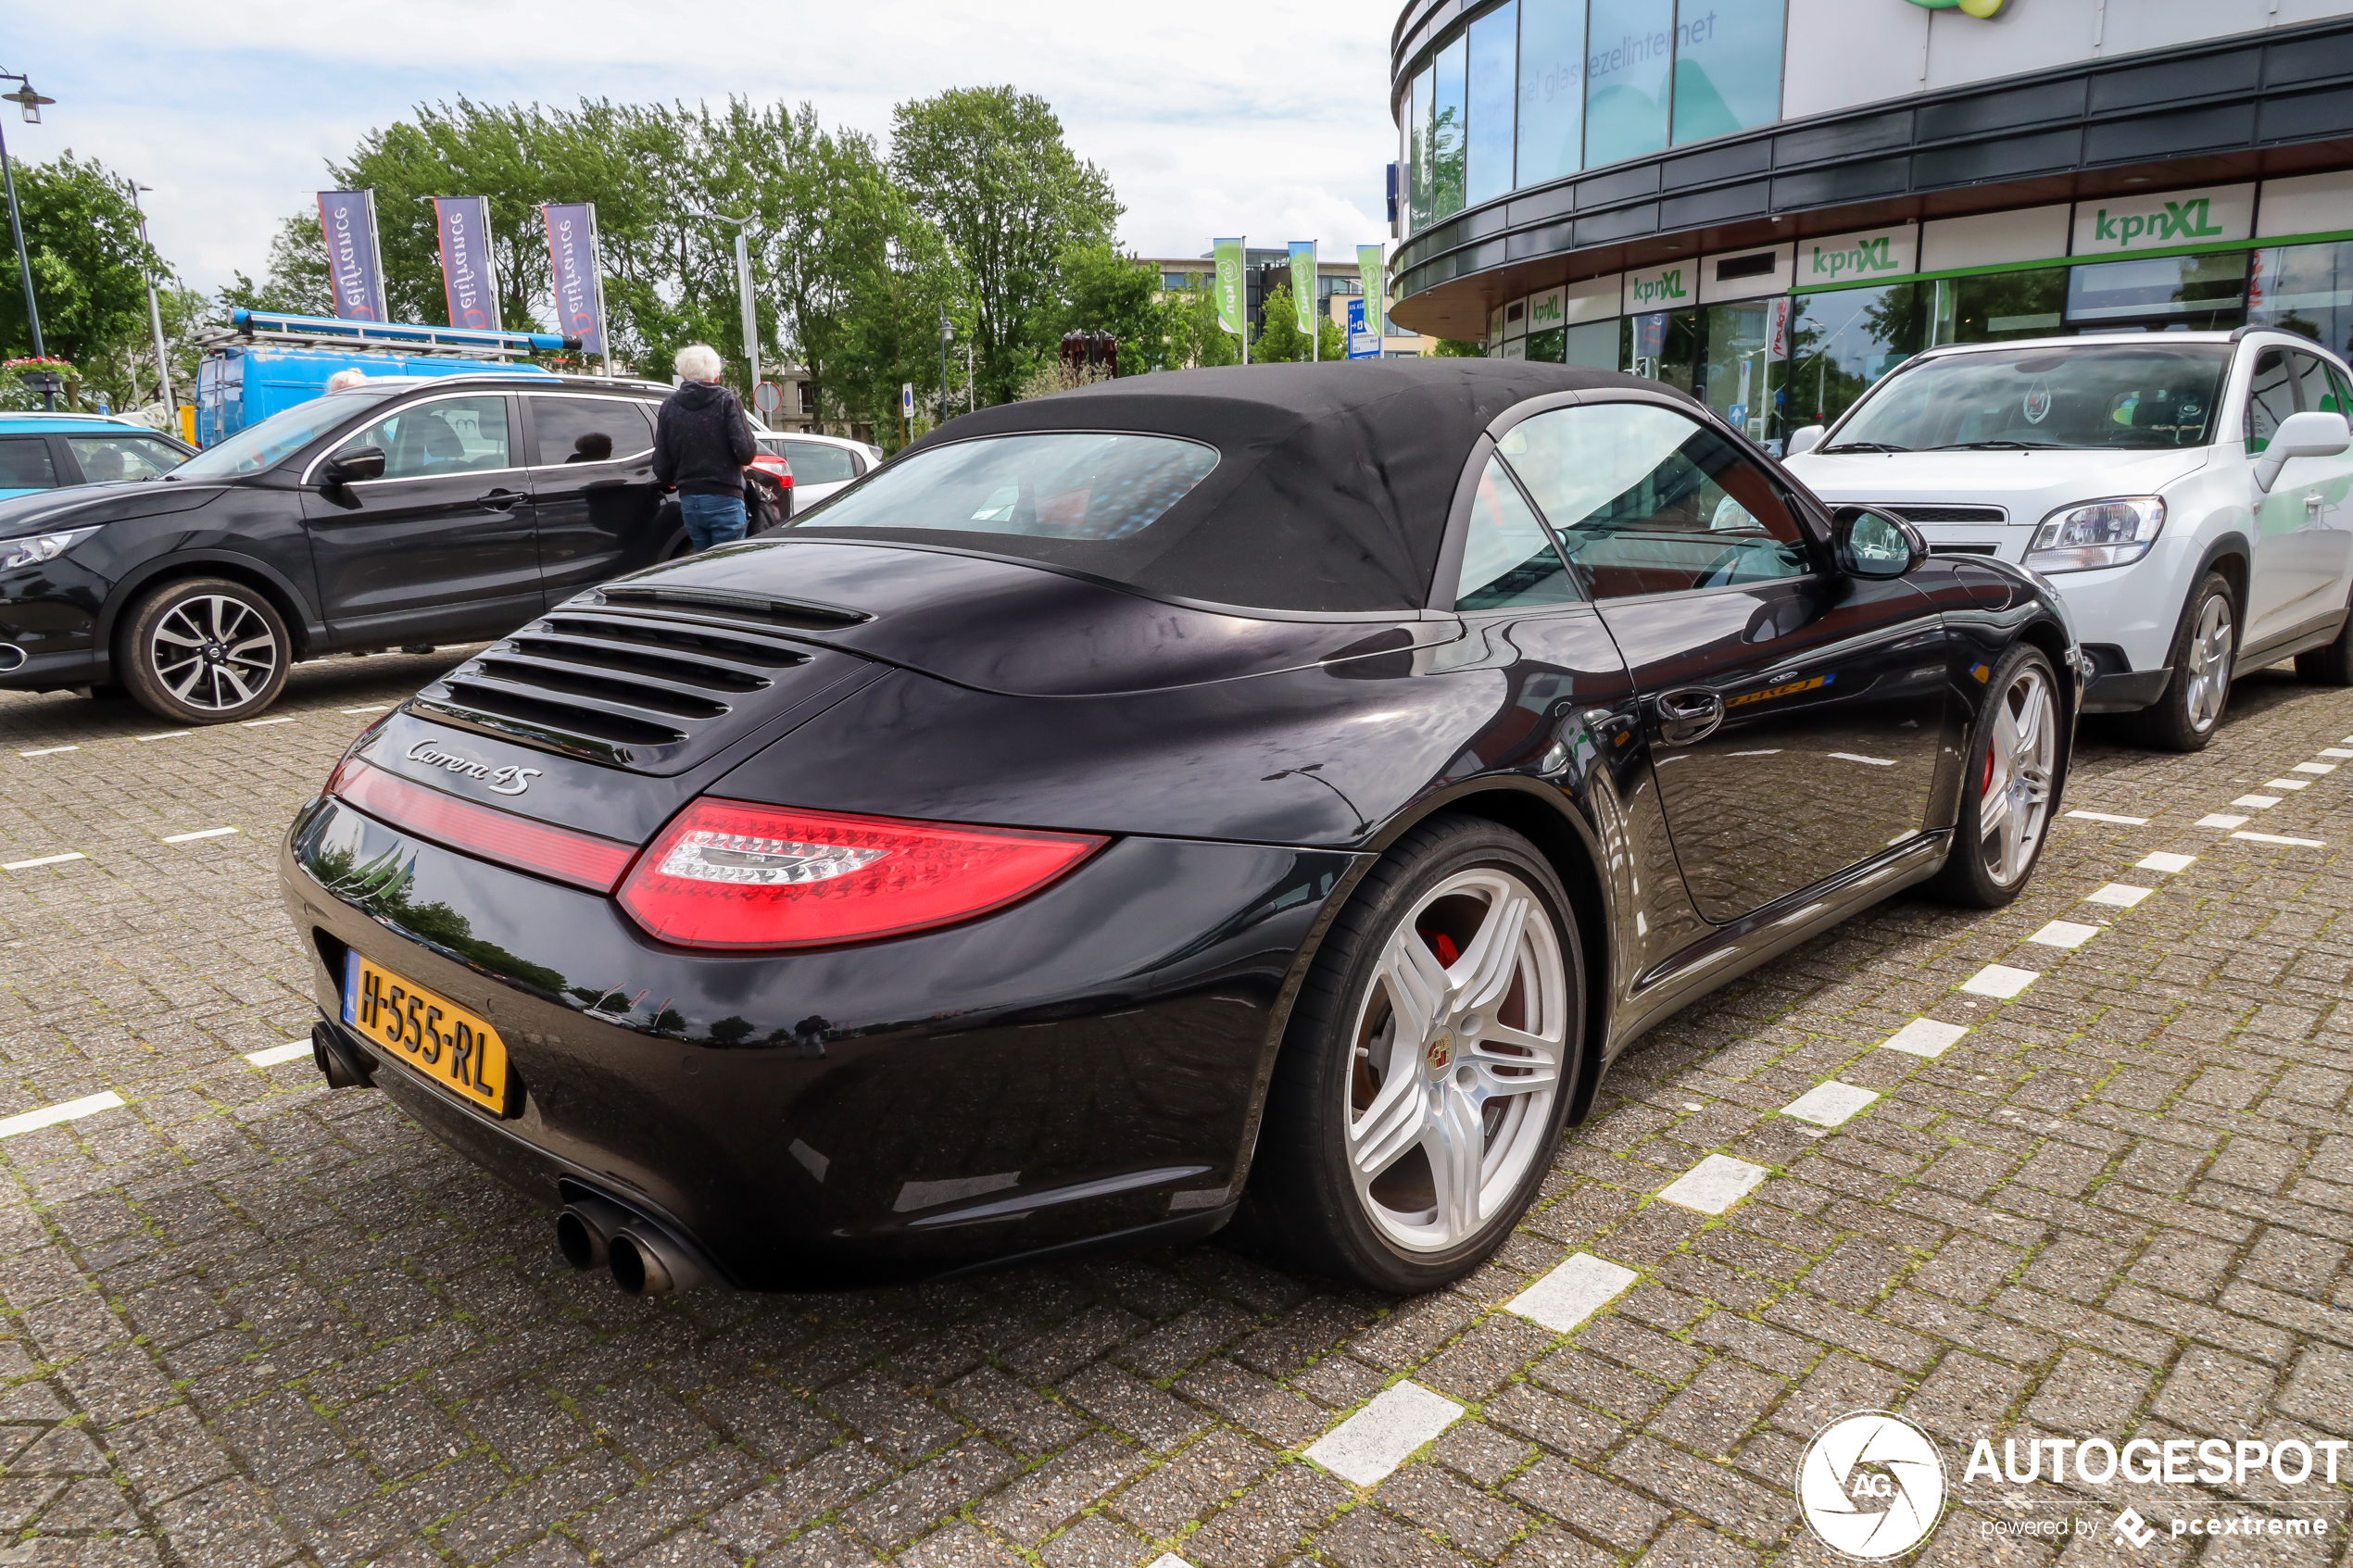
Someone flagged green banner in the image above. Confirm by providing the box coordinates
[1358,245,1384,340]
[1289,241,1316,335]
[1214,237,1246,341]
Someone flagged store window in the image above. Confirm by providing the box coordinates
[1410,64,1434,232]
[1585,0,1673,166]
[1787,283,1925,428]
[1938,269,2069,345]
[2247,240,2353,359]
[2066,253,2247,330]
[1467,4,1518,209]
[1699,300,1781,445]
[1670,0,1785,144]
[1517,0,1587,190]
[1432,35,1470,222]
[1567,319,1617,369]
[1526,326,1567,363]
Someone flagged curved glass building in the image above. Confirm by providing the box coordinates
[1388,1,2353,448]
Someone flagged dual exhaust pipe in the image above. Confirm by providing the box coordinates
[556,1194,711,1297]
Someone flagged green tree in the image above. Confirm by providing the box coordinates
[890,86,1119,407]
[1253,283,1350,364]
[0,151,170,383]
[1055,244,1190,376]
[1170,281,1240,368]
[1430,337,1486,357]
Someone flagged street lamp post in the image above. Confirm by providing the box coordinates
[938,306,950,434]
[0,73,57,408]
[688,210,760,403]
[125,179,173,420]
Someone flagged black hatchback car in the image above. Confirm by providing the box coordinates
[282,361,2081,1296]
[0,373,692,723]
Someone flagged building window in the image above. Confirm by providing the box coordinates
[2248,240,2353,359]
[1466,3,1518,209]
[1432,33,1470,222]
[1410,62,1435,232]
[1517,0,1586,191]
[1670,0,1785,145]
[1584,0,1673,167]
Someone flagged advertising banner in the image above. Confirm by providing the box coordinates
[1358,245,1385,339]
[1288,241,1316,338]
[432,196,501,332]
[1213,238,1247,346]
[542,202,608,358]
[315,190,388,322]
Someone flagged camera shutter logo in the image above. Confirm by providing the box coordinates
[1796,1411,1946,1559]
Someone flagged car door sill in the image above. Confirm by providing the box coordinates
[1614,830,1953,1047]
[2235,607,2349,673]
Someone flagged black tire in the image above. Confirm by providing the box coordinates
[1929,644,2063,909]
[117,577,291,725]
[1238,815,1584,1293]
[2295,595,2353,685]
[2131,571,2236,751]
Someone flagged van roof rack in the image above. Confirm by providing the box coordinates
[199,309,582,359]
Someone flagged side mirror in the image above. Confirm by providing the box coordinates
[2252,409,2351,493]
[1834,506,1924,579]
[320,445,385,486]
[1785,423,1827,458]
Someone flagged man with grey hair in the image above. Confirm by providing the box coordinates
[654,343,758,550]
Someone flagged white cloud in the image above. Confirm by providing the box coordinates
[7,0,1402,295]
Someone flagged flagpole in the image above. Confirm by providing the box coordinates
[1241,234,1249,368]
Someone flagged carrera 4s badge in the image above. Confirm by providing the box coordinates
[406,737,542,796]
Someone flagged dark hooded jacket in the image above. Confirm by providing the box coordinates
[654,380,757,497]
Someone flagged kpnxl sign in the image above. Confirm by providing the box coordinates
[2071,183,2253,256]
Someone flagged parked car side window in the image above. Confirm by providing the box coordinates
[531,396,653,466]
[1498,403,1810,600]
[334,396,511,481]
[782,440,861,485]
[2331,361,2353,417]
[66,434,183,483]
[0,437,58,489]
[2246,348,2296,454]
[2292,352,2344,418]
[1453,455,1579,610]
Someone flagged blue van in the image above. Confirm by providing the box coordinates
[0,412,195,500]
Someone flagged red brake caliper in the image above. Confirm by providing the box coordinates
[1423,931,1461,965]
[1982,746,1996,796]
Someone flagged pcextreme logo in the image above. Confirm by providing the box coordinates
[1906,0,2007,15]
[1797,1411,1947,1560]
[1629,269,1689,306]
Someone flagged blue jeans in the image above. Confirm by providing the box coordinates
[681,493,749,551]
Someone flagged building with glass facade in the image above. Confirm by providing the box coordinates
[1388,1,2353,447]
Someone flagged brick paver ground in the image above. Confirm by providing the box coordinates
[3,653,2350,1567]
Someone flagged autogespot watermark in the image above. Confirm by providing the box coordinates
[1795,1416,2345,1558]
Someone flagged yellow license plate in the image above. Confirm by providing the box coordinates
[341,949,514,1116]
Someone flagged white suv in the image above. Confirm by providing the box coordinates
[1786,330,2353,749]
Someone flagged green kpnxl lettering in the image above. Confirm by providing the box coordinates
[1810,237,1895,281]
[1631,269,1687,305]
[2093,197,2226,250]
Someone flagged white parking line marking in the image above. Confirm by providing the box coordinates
[244,1040,313,1068]
[2,852,84,871]
[1303,1380,1464,1485]
[2028,920,2101,949]
[2085,884,2153,908]
[134,731,191,742]
[2293,760,2336,774]
[1146,1556,1194,1568]
[2322,747,2353,759]
[1782,1081,1881,1128]
[2134,852,2196,873]
[0,1091,125,1140]
[1960,963,2039,998]
[2232,795,2281,809]
[1658,1154,1769,1213]
[2265,779,2311,790]
[2196,813,2250,829]
[1881,1018,1969,1058]
[1828,752,1896,767]
[1729,749,1782,757]
[241,717,296,728]
[2233,831,2326,847]
[340,706,390,715]
[2065,810,2148,825]
[160,827,238,844]
[1508,1252,1638,1334]
[17,746,78,757]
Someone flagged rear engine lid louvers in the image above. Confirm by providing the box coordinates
[412,608,857,772]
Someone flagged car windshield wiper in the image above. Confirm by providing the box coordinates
[1927,440,2066,450]
[1817,441,1911,454]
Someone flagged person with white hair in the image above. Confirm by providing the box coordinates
[654,343,757,551]
[325,369,371,394]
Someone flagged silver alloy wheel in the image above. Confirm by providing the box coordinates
[1345,868,1567,1252]
[149,594,279,712]
[1977,663,2057,888]
[2182,591,2233,733]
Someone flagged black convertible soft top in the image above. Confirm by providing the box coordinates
[790,359,1650,615]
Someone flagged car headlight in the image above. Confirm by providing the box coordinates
[2023,496,2165,572]
[0,525,101,572]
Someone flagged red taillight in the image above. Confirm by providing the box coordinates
[332,761,638,892]
[616,798,1106,949]
[750,454,794,486]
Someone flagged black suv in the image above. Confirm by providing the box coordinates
[0,373,696,723]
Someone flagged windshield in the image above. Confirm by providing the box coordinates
[1831,343,2229,452]
[792,432,1217,540]
[170,396,373,480]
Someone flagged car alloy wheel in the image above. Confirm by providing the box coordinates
[2182,591,2233,734]
[150,593,281,713]
[1976,661,2057,889]
[1344,866,1567,1253]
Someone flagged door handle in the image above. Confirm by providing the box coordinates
[1654,688,1724,746]
[477,488,524,512]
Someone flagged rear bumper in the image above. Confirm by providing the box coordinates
[281,795,1361,1288]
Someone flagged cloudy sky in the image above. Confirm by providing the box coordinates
[8,0,1400,295]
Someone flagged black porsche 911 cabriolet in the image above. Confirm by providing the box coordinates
[280,360,2080,1296]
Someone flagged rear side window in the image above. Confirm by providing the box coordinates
[794,432,1215,539]
[1453,456,1579,610]
[781,440,860,485]
[531,396,653,465]
[67,434,183,483]
[0,437,57,489]
[2246,348,2296,454]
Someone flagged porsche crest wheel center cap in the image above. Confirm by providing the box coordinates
[1424,1034,1453,1076]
